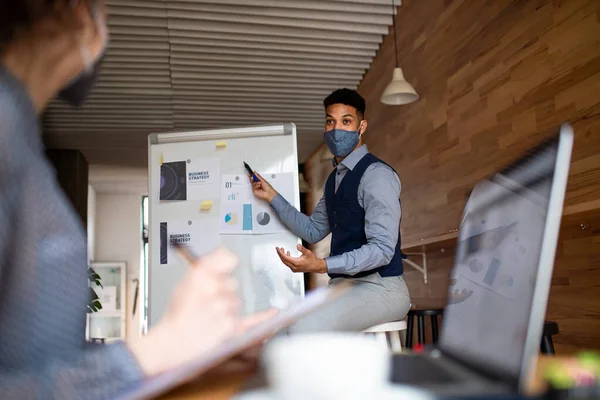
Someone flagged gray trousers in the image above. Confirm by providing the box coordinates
[289,273,411,334]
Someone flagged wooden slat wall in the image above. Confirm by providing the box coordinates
[548,209,600,354]
[361,0,600,245]
[303,0,600,353]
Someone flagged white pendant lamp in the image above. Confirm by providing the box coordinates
[380,0,418,105]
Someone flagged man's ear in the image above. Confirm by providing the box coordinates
[359,119,368,135]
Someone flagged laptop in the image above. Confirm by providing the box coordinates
[391,123,574,397]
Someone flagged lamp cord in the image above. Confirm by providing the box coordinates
[392,0,399,68]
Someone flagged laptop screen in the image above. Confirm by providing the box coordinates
[439,138,559,378]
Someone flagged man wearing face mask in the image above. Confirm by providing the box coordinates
[251,88,411,333]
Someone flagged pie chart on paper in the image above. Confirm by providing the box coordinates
[224,212,239,225]
[256,212,271,226]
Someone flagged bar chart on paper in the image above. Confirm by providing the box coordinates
[220,175,254,234]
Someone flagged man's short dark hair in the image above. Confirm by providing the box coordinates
[323,88,366,118]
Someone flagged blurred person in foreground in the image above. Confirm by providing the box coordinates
[0,1,274,398]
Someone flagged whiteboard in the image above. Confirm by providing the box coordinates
[147,123,304,328]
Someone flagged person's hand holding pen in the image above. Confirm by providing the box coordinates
[250,172,278,203]
[128,247,277,377]
[244,162,278,203]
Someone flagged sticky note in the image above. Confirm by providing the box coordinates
[159,153,164,166]
[200,200,213,211]
[216,141,227,148]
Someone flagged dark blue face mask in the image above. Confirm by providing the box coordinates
[58,54,105,107]
[58,1,108,107]
[324,122,363,157]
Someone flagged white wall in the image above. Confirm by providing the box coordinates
[90,165,147,341]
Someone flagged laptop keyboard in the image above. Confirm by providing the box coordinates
[391,355,461,384]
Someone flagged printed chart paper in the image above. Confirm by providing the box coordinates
[160,220,220,265]
[219,175,254,234]
[160,161,187,201]
[187,158,220,200]
[160,158,220,201]
[253,172,296,234]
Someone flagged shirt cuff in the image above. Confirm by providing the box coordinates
[269,193,288,213]
[325,255,346,275]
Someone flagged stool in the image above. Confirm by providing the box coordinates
[363,320,408,353]
[541,321,559,355]
[406,308,444,349]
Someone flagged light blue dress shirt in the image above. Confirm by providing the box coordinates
[270,145,402,276]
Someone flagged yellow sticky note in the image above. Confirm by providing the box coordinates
[200,200,213,211]
[159,153,164,166]
[216,141,227,148]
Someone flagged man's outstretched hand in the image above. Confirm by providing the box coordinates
[276,244,327,274]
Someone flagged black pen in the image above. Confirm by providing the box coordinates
[243,161,259,182]
[172,241,197,265]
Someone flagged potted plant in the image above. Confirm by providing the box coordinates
[87,266,103,313]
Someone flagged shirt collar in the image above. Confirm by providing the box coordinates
[333,144,368,170]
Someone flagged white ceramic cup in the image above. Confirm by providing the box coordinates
[263,333,391,400]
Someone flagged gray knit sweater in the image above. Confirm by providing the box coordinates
[0,67,144,399]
